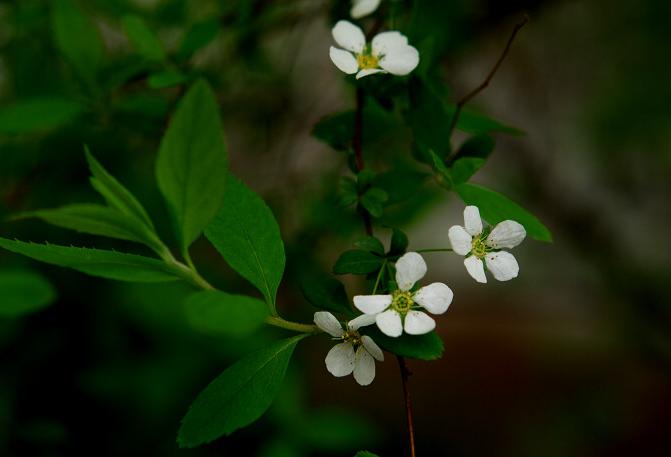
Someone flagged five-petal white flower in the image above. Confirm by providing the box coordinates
[314,311,384,386]
[448,206,526,283]
[353,252,453,337]
[350,0,381,19]
[329,20,419,79]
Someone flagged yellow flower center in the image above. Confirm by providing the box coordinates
[471,236,488,259]
[391,290,414,314]
[343,329,362,346]
[356,53,379,70]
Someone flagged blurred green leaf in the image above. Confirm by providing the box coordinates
[0,97,84,134]
[449,106,523,136]
[178,19,220,60]
[389,228,408,256]
[0,269,57,318]
[177,334,307,447]
[300,408,379,452]
[312,111,354,151]
[122,15,165,62]
[205,177,285,307]
[333,250,384,275]
[373,169,428,206]
[148,70,188,89]
[258,439,303,457]
[300,271,353,317]
[184,291,268,338]
[156,79,229,252]
[455,183,553,242]
[0,239,181,283]
[354,236,385,255]
[454,134,495,161]
[429,150,453,189]
[367,328,444,360]
[354,452,380,457]
[450,158,486,185]
[360,188,388,218]
[51,0,104,80]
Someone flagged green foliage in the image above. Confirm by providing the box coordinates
[353,236,385,255]
[354,452,380,457]
[301,408,380,452]
[178,19,221,61]
[455,183,553,242]
[448,106,523,136]
[0,269,57,318]
[156,79,229,253]
[147,70,188,89]
[177,334,307,447]
[360,188,389,218]
[300,271,353,317]
[368,328,444,361]
[205,177,286,308]
[333,250,385,275]
[0,239,182,283]
[122,15,166,62]
[184,291,268,338]
[0,97,84,134]
[389,228,409,256]
[451,158,486,185]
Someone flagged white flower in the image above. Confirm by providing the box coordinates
[314,311,384,386]
[329,20,419,80]
[353,252,453,337]
[351,0,381,19]
[448,205,526,283]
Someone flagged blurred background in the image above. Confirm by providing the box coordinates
[1,0,670,456]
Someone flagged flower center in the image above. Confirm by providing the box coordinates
[471,236,488,259]
[356,53,379,70]
[343,329,362,347]
[391,290,414,314]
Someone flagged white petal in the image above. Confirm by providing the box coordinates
[376,309,403,337]
[403,310,435,335]
[486,220,527,249]
[464,256,487,283]
[350,0,381,19]
[314,311,344,337]
[361,335,384,361]
[378,45,419,76]
[353,346,375,386]
[329,47,358,74]
[325,342,355,377]
[371,31,408,57]
[348,313,377,330]
[353,294,392,315]
[331,20,366,54]
[356,68,386,79]
[463,205,483,236]
[485,251,519,281]
[448,225,472,256]
[395,252,427,291]
[413,282,453,315]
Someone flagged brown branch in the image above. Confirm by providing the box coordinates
[397,355,416,457]
[446,14,529,157]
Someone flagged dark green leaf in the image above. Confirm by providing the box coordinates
[450,158,486,185]
[178,19,220,60]
[0,238,182,283]
[0,269,57,318]
[184,291,268,338]
[454,134,495,161]
[429,150,453,189]
[447,106,523,136]
[312,111,354,151]
[299,271,353,316]
[156,79,229,251]
[373,169,428,206]
[148,70,188,89]
[367,328,444,360]
[205,177,285,306]
[455,183,553,242]
[354,451,380,457]
[406,78,451,160]
[353,236,385,255]
[0,97,84,134]
[389,228,408,256]
[177,335,307,447]
[300,408,379,452]
[122,15,165,62]
[333,250,384,275]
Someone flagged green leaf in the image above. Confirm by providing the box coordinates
[85,148,155,229]
[448,106,523,136]
[178,19,220,60]
[354,452,380,457]
[300,408,379,452]
[454,134,495,161]
[360,188,388,218]
[0,238,182,283]
[205,177,285,307]
[0,97,84,134]
[389,228,408,256]
[299,271,353,317]
[353,236,385,255]
[367,328,444,360]
[122,15,165,62]
[333,250,384,275]
[184,291,268,338]
[177,334,307,447]
[148,70,188,89]
[0,269,57,318]
[429,150,453,189]
[455,183,553,242]
[450,158,486,185]
[312,111,354,151]
[51,0,104,80]
[156,79,229,252]
[15,204,164,254]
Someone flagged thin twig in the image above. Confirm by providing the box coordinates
[445,15,529,159]
[397,355,416,457]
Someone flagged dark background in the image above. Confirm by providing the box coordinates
[1,0,670,456]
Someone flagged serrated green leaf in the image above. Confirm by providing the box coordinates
[333,250,384,275]
[156,79,228,252]
[389,228,408,256]
[0,269,57,318]
[367,328,444,360]
[450,157,486,185]
[122,15,165,62]
[177,334,307,447]
[15,204,164,254]
[0,97,84,134]
[0,238,182,282]
[148,70,188,89]
[455,183,553,242]
[299,271,353,317]
[51,0,104,81]
[184,291,268,338]
[205,177,285,307]
[353,236,385,255]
